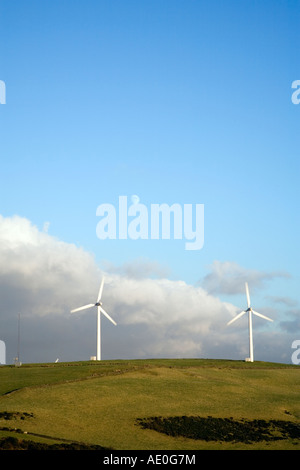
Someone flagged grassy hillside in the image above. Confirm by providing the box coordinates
[0,359,299,450]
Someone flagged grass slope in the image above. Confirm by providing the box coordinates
[0,359,299,450]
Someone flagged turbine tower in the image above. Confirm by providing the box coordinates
[71,277,116,360]
[227,282,273,362]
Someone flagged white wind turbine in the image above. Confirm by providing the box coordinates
[70,277,116,361]
[227,282,273,362]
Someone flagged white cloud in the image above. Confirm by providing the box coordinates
[201,260,290,295]
[102,257,170,280]
[0,214,101,316]
[104,274,236,330]
[279,309,300,333]
[0,215,292,364]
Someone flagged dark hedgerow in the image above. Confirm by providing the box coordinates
[0,436,111,450]
[136,416,300,443]
[0,411,34,420]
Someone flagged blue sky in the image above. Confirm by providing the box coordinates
[0,1,299,363]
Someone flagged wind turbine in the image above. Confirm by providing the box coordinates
[227,282,273,362]
[70,277,116,361]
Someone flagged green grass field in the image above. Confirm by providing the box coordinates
[0,359,299,450]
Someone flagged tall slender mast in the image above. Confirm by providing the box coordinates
[17,313,20,362]
[97,307,101,361]
[248,308,253,362]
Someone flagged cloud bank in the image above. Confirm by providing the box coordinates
[202,260,290,295]
[0,215,296,364]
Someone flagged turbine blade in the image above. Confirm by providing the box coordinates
[227,311,246,326]
[252,310,273,322]
[245,282,251,308]
[100,306,117,326]
[97,277,105,303]
[70,304,95,313]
